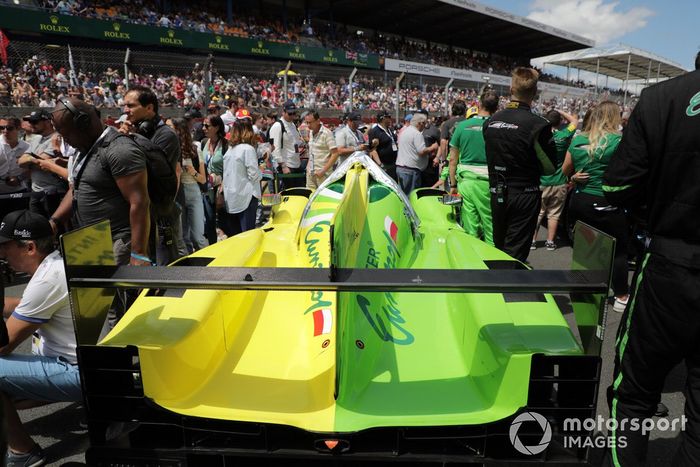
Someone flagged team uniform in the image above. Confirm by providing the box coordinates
[568,132,629,298]
[602,70,700,466]
[449,116,492,244]
[483,101,557,262]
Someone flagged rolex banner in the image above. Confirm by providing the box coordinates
[0,7,380,69]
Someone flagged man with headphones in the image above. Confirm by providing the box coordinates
[122,85,185,265]
[50,97,151,268]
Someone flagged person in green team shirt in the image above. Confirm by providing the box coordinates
[448,90,499,245]
[532,108,578,251]
[563,101,629,312]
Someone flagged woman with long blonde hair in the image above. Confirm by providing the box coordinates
[563,101,629,311]
[221,114,262,235]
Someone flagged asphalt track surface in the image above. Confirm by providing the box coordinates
[4,228,686,466]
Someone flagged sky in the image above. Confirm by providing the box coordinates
[481,0,698,86]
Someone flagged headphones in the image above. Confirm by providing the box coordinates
[59,98,92,129]
[136,117,160,139]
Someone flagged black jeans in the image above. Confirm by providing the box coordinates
[490,188,540,263]
[569,191,630,296]
[604,253,700,466]
[29,192,64,219]
[221,197,259,237]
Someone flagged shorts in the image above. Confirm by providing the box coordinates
[0,354,82,402]
[539,184,568,221]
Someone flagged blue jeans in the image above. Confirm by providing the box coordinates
[0,354,82,402]
[180,182,208,252]
[396,166,423,195]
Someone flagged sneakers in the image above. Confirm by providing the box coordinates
[530,241,537,250]
[6,445,46,467]
[545,240,556,251]
[613,296,629,313]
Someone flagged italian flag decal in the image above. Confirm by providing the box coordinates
[384,216,398,243]
[313,309,333,336]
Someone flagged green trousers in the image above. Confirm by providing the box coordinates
[457,169,493,246]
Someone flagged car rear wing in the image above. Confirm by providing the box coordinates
[61,220,613,356]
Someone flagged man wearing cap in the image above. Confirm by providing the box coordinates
[304,111,338,189]
[269,100,304,189]
[335,111,368,166]
[0,116,30,220]
[369,111,398,180]
[396,113,439,195]
[0,210,82,466]
[17,110,67,219]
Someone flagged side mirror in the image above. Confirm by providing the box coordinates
[440,194,461,206]
[262,193,282,207]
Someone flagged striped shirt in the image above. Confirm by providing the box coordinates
[308,125,338,174]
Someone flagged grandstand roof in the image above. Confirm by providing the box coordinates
[311,0,594,58]
[543,45,688,81]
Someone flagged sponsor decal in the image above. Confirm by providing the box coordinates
[312,309,332,336]
[39,15,70,33]
[356,228,414,345]
[159,29,183,46]
[14,228,31,238]
[384,216,398,243]
[251,40,270,55]
[488,121,519,130]
[302,220,334,338]
[687,91,700,117]
[209,35,229,50]
[104,22,130,39]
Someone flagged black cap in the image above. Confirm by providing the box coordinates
[23,110,52,123]
[348,111,362,122]
[0,210,53,244]
[377,111,391,120]
[283,100,297,113]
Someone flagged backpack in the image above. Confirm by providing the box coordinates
[90,131,178,217]
[127,133,178,216]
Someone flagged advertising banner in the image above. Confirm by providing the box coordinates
[0,8,380,69]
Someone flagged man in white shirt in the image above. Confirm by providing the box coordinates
[304,111,338,189]
[335,111,368,165]
[269,100,304,189]
[0,116,30,220]
[0,210,81,466]
[396,113,438,195]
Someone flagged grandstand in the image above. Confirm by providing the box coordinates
[0,0,650,117]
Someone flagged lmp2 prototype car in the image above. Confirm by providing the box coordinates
[62,154,613,466]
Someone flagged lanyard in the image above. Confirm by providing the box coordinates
[71,127,112,187]
[378,124,396,144]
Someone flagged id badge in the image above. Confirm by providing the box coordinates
[391,143,398,152]
[31,332,41,355]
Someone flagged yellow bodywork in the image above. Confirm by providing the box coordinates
[101,189,343,432]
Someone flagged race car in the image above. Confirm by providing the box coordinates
[62,154,613,466]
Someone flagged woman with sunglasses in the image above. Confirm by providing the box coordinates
[200,115,228,244]
[563,101,630,312]
[0,116,30,220]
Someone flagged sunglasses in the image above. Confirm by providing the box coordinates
[0,125,16,131]
[202,123,211,128]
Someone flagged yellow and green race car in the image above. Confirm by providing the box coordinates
[62,154,613,466]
